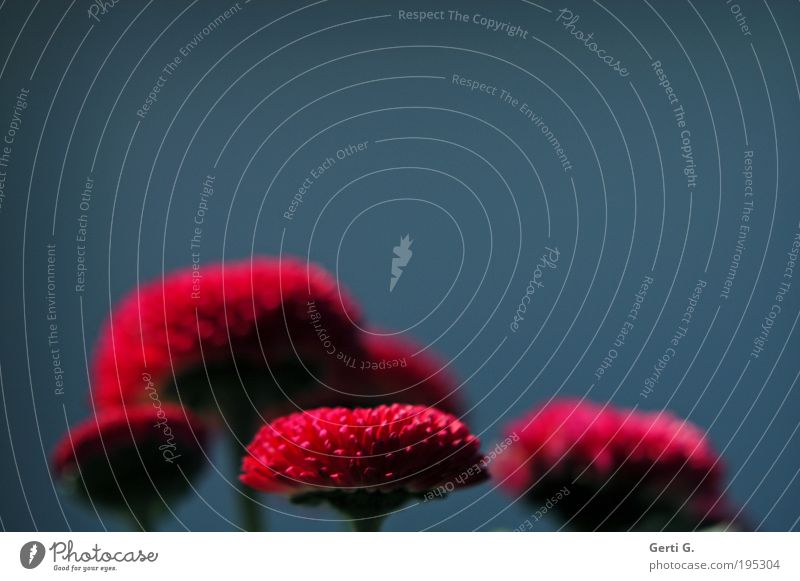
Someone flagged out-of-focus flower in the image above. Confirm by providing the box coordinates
[494,399,730,531]
[92,257,362,426]
[241,404,486,530]
[325,333,465,415]
[52,404,208,529]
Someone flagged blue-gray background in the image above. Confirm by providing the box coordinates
[1,0,799,531]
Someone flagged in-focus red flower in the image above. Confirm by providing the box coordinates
[325,333,465,415]
[52,404,208,527]
[241,404,487,529]
[494,399,730,531]
[92,257,362,425]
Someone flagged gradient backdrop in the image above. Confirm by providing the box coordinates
[0,0,799,531]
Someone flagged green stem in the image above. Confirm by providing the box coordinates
[230,433,265,532]
[350,515,386,532]
[237,478,264,532]
[127,509,154,532]
[292,489,410,532]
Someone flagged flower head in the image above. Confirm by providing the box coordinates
[241,404,486,527]
[52,404,208,523]
[494,399,728,531]
[325,333,465,415]
[92,257,362,421]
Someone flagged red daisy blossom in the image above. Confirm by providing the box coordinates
[241,404,486,529]
[92,257,363,424]
[52,404,208,528]
[324,333,465,415]
[494,399,730,531]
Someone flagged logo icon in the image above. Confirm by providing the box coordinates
[20,541,45,569]
[389,234,413,292]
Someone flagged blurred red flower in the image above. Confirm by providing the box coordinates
[494,399,730,531]
[92,257,362,420]
[52,404,208,524]
[325,332,465,415]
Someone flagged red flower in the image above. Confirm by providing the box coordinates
[494,399,728,531]
[52,404,208,524]
[241,404,486,528]
[92,257,362,418]
[325,333,465,415]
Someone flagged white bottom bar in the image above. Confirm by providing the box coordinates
[1,532,797,580]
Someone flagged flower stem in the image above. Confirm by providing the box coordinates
[350,515,386,532]
[127,509,155,532]
[292,489,410,532]
[237,478,264,532]
[230,434,265,532]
